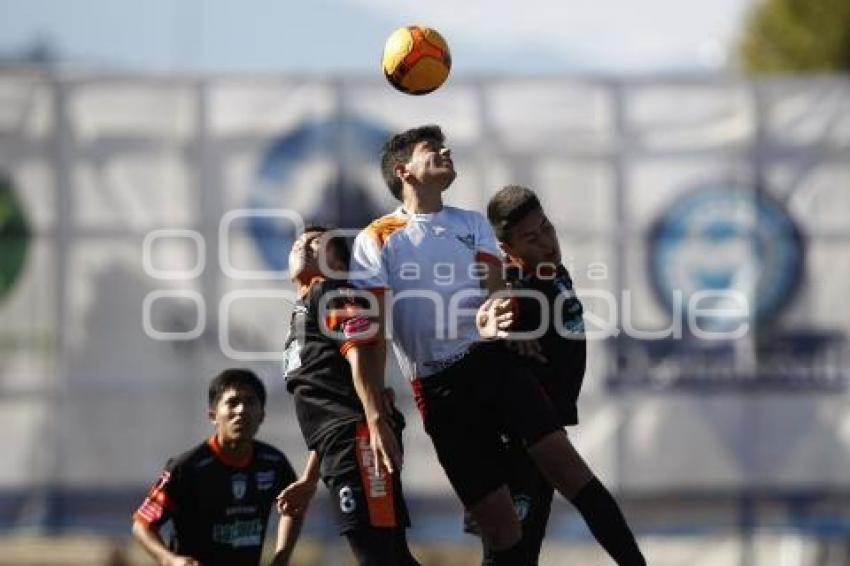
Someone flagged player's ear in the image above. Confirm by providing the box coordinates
[394,161,409,182]
[208,407,217,424]
[324,241,344,273]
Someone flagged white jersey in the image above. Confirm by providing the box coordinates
[349,206,501,380]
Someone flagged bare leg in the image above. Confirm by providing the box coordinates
[467,485,523,551]
[526,430,594,498]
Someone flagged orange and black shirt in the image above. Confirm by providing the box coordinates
[133,436,296,566]
[282,278,380,451]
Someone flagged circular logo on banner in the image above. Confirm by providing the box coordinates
[0,172,31,301]
[248,116,391,271]
[648,185,804,328]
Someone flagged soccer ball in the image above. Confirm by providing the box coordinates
[381,25,451,95]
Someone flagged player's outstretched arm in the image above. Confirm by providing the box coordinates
[480,255,548,362]
[277,451,320,517]
[347,341,402,475]
[345,292,402,475]
[131,520,198,566]
[272,512,305,566]
[273,451,319,565]
[481,254,507,296]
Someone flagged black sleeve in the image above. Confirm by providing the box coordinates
[133,458,185,528]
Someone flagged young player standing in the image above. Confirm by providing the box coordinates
[347,125,646,565]
[278,226,419,566]
[132,369,300,566]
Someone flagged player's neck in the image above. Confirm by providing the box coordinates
[402,187,443,214]
[215,431,252,459]
[293,274,325,298]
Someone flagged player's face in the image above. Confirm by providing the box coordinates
[502,208,561,271]
[403,139,456,190]
[288,230,323,282]
[210,385,264,444]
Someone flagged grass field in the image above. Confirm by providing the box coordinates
[1,533,848,566]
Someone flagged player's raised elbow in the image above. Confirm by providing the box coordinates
[130,518,146,540]
[131,517,156,544]
[344,340,384,369]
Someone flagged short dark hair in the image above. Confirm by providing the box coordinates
[208,369,266,408]
[487,185,543,242]
[380,125,445,200]
[303,224,351,271]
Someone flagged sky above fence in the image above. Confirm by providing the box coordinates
[0,0,752,73]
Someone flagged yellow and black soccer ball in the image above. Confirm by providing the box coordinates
[381,25,451,95]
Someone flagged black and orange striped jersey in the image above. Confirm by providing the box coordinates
[133,436,296,565]
[282,278,382,451]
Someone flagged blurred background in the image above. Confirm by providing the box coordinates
[1,0,849,564]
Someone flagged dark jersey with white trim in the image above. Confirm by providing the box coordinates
[282,279,388,450]
[509,264,586,425]
[133,437,296,566]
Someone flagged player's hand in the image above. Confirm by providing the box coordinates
[270,549,291,566]
[369,415,402,475]
[476,296,514,339]
[276,477,318,517]
[161,556,199,566]
[505,338,548,363]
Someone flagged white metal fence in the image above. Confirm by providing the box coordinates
[1,72,849,553]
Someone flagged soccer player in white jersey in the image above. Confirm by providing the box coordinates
[347,125,645,565]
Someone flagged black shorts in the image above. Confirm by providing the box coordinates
[412,342,560,508]
[319,421,411,535]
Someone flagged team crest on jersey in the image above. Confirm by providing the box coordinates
[455,233,475,250]
[256,470,275,491]
[561,316,586,335]
[513,494,532,522]
[231,474,248,500]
